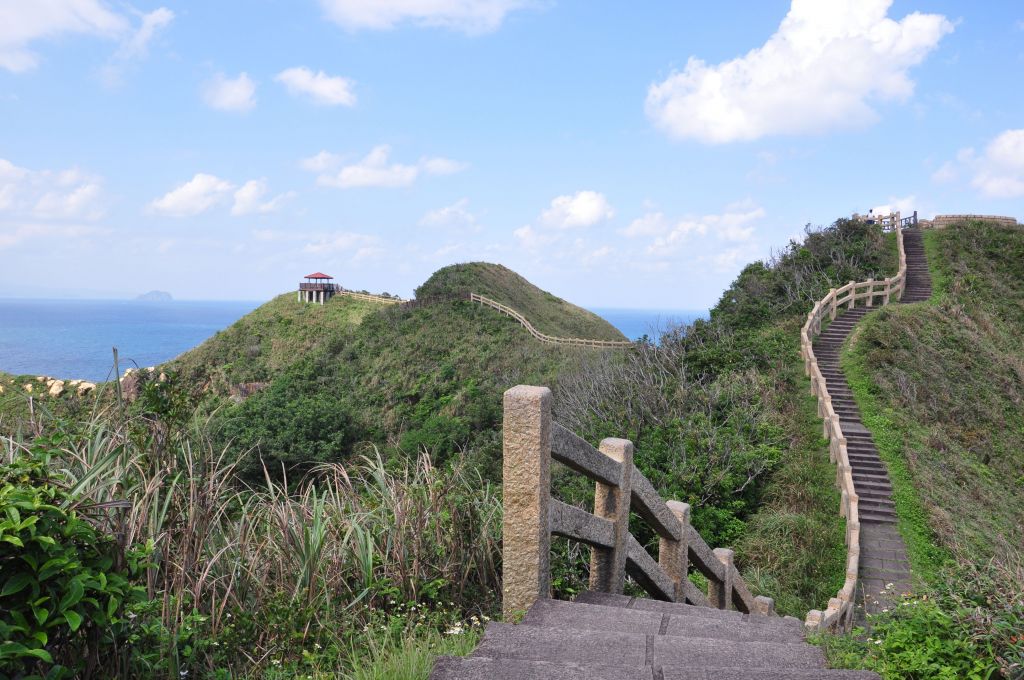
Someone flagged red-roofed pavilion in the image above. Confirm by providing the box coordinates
[298,272,342,304]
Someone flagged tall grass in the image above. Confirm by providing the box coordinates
[2,404,502,677]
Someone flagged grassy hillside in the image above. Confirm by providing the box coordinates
[168,292,383,388]
[416,262,626,341]
[818,221,1024,678]
[846,222,1023,571]
[162,264,622,480]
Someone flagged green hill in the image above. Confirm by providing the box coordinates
[167,263,625,480]
[417,262,626,341]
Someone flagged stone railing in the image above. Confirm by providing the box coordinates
[471,293,634,349]
[501,385,775,620]
[799,216,907,632]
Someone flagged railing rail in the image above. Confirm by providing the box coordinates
[471,293,634,349]
[800,211,910,632]
[502,385,775,620]
[339,290,403,304]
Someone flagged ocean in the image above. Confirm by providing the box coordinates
[588,307,707,341]
[0,299,260,382]
[0,299,706,382]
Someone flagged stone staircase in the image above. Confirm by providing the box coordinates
[432,593,880,678]
[810,228,931,613]
[431,220,929,679]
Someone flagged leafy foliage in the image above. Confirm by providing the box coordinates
[0,439,145,678]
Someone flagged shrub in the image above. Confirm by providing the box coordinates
[0,438,145,678]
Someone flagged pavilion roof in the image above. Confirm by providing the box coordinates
[304,272,333,279]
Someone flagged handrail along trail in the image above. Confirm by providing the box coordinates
[470,293,634,348]
[800,211,912,632]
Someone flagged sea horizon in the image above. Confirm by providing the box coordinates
[0,298,705,381]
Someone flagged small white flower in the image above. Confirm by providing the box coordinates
[874,640,882,645]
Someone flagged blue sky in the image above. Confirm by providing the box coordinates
[1,0,1022,308]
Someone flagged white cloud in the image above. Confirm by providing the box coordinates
[969,129,1024,198]
[0,223,107,250]
[622,211,669,237]
[300,150,343,172]
[646,0,953,143]
[303,231,378,254]
[119,7,173,60]
[419,198,478,228]
[275,67,356,106]
[420,156,468,175]
[0,0,128,72]
[871,195,916,217]
[0,158,104,220]
[645,205,764,255]
[99,7,173,85]
[202,72,256,112]
[317,0,530,34]
[231,179,296,216]
[540,190,614,229]
[150,173,233,216]
[934,130,1024,199]
[315,145,465,189]
[513,224,558,250]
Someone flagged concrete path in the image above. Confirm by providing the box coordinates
[812,228,932,615]
[431,593,880,679]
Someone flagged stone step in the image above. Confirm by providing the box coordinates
[854,478,892,492]
[520,599,803,643]
[859,510,899,524]
[471,623,827,670]
[859,497,896,510]
[856,488,893,501]
[430,657,883,680]
[572,592,802,631]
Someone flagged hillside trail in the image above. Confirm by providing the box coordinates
[812,228,931,620]
[430,227,932,679]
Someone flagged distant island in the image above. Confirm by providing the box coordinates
[136,290,173,301]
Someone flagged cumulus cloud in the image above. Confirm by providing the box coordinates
[100,7,173,84]
[150,173,233,216]
[0,0,127,72]
[419,198,478,228]
[317,0,530,34]
[871,195,916,217]
[968,129,1024,198]
[275,67,356,106]
[300,150,343,172]
[231,179,296,216]
[315,145,466,189]
[302,231,379,255]
[513,224,557,250]
[0,2,173,75]
[646,0,953,143]
[631,204,764,256]
[202,72,256,112]
[540,190,614,229]
[932,130,1024,199]
[0,158,104,220]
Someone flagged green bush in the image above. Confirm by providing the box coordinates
[0,439,145,678]
[817,592,1003,679]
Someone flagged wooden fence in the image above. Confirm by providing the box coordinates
[799,213,907,632]
[501,385,775,621]
[339,290,403,305]
[470,293,634,349]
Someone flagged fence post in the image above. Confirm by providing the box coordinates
[866,279,874,307]
[502,385,552,620]
[659,501,691,602]
[589,438,633,594]
[709,548,735,610]
[828,289,837,320]
[882,278,891,305]
[847,281,856,309]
